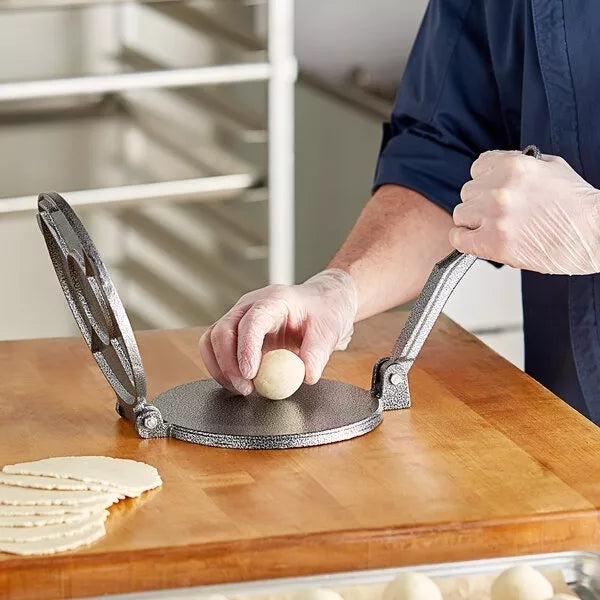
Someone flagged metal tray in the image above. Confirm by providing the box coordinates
[85,551,600,599]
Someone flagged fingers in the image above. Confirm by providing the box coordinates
[198,303,254,396]
[237,299,289,380]
[470,149,521,179]
[449,226,489,258]
[198,326,237,393]
[299,324,336,385]
[453,201,483,229]
[211,317,253,396]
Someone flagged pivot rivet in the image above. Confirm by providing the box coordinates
[144,415,158,430]
[389,373,403,386]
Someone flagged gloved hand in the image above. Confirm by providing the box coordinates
[199,269,359,395]
[450,150,600,274]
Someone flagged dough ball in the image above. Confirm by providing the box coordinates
[491,565,554,600]
[294,589,343,600]
[253,349,305,400]
[549,596,577,599]
[383,572,442,600]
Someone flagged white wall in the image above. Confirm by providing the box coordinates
[295,0,427,85]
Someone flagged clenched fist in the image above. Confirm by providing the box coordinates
[450,150,600,274]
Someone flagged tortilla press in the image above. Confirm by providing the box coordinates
[36,192,477,450]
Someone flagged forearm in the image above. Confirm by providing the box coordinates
[328,184,453,321]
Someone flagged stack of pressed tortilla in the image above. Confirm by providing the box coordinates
[0,456,161,556]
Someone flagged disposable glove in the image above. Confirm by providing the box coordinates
[450,150,600,275]
[199,269,358,396]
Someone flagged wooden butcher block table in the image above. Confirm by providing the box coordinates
[1,312,600,600]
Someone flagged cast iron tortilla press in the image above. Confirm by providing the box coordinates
[36,192,476,449]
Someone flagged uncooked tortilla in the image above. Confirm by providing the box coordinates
[0,484,118,506]
[4,456,161,498]
[0,472,123,495]
[0,513,107,541]
[0,520,105,555]
[0,502,110,516]
[0,510,108,528]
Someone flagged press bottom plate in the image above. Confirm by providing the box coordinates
[152,378,381,449]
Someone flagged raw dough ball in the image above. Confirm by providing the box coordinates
[491,565,554,600]
[253,349,305,400]
[383,572,442,600]
[294,588,344,600]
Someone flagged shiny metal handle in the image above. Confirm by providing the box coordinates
[391,250,478,363]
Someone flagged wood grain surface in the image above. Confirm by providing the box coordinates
[1,313,600,599]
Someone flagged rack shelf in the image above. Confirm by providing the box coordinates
[0,0,294,336]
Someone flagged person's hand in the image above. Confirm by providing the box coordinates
[199,269,358,395]
[450,150,600,274]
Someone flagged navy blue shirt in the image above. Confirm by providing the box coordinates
[374,0,600,422]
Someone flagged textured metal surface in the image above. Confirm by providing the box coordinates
[523,144,542,159]
[372,251,477,409]
[35,192,481,446]
[375,147,541,409]
[37,192,148,424]
[392,251,478,362]
[36,191,380,449]
[153,378,380,449]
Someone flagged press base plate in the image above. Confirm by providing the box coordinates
[152,378,381,449]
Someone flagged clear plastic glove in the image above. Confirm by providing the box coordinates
[450,150,600,274]
[199,269,358,396]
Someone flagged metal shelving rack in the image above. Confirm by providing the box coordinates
[0,0,295,332]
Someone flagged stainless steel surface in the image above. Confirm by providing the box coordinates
[0,62,271,102]
[147,0,265,53]
[2,176,259,215]
[117,45,267,144]
[267,0,296,284]
[0,97,260,213]
[1,0,294,342]
[83,551,600,599]
[0,0,180,11]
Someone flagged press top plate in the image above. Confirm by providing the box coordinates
[37,192,146,413]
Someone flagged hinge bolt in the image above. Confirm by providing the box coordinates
[389,373,403,386]
[144,415,158,430]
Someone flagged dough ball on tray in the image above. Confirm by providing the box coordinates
[294,589,343,600]
[383,572,442,600]
[491,565,554,600]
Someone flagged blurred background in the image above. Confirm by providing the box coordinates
[0,0,524,367]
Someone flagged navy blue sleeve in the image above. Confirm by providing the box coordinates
[374,0,508,214]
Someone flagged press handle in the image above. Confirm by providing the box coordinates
[391,250,477,363]
[391,144,541,364]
